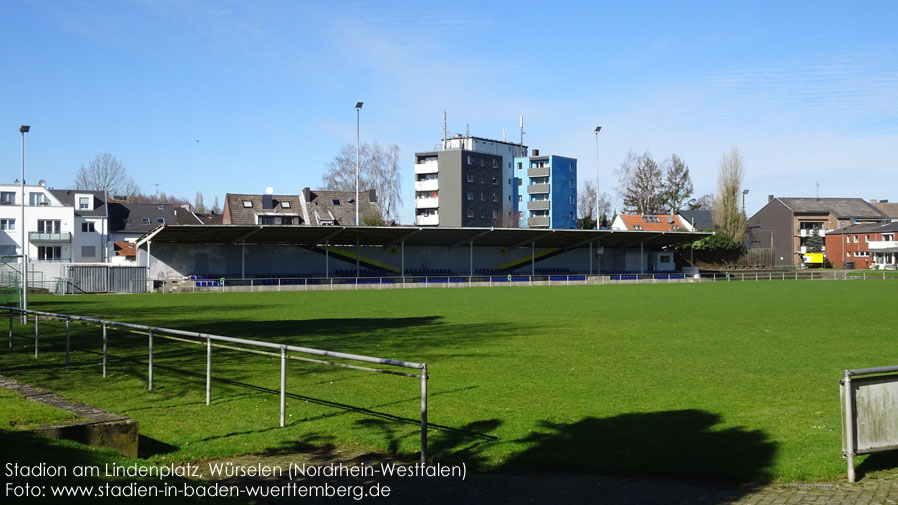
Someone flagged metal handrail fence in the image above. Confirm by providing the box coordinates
[5,306,429,463]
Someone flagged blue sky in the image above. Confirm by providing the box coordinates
[2,0,896,222]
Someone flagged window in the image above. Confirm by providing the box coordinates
[491,193,497,202]
[481,174,485,184]
[466,192,473,201]
[885,234,895,241]
[492,176,498,185]
[569,211,574,219]
[1,192,15,205]
[480,192,486,202]
[37,220,61,234]
[38,246,61,261]
[141,217,150,224]
[492,209,498,219]
[243,201,253,208]
[0,219,14,231]
[156,218,165,224]
[492,159,498,168]
[569,195,575,204]
[81,246,96,258]
[281,201,291,209]
[480,159,485,167]
[854,235,858,243]
[517,179,522,186]
[672,225,680,231]
[633,225,643,230]
[79,197,90,210]
[865,235,869,242]
[466,173,473,182]
[518,196,522,203]
[466,208,474,218]
[29,192,47,206]
[660,255,671,263]
[81,222,95,232]
[569,180,574,188]
[466,155,472,165]
[480,209,486,218]
[332,199,341,206]
[570,164,574,172]
[517,162,522,170]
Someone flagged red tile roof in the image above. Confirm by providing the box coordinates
[619,214,687,232]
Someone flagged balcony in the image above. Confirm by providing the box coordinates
[415,214,439,226]
[798,228,823,238]
[527,183,550,195]
[527,200,550,211]
[527,166,550,178]
[415,196,439,209]
[528,217,550,228]
[29,232,72,243]
[870,240,898,251]
[414,161,439,175]
[414,179,439,192]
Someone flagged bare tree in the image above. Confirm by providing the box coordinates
[194,192,206,213]
[662,154,693,213]
[577,180,612,228]
[687,193,714,210]
[617,150,663,214]
[712,147,746,241]
[211,195,221,214]
[74,153,139,197]
[322,142,403,221]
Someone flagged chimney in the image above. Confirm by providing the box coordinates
[368,189,377,203]
[768,195,774,203]
[302,187,311,203]
[262,194,273,210]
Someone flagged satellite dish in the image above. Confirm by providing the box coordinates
[38,180,46,187]
[265,187,274,195]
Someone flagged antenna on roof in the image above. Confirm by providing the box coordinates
[519,115,526,152]
[503,126,507,141]
[442,111,447,143]
[466,124,470,137]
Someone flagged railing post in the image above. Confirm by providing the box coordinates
[280,346,286,427]
[844,370,856,482]
[102,323,107,378]
[206,336,212,405]
[421,363,428,464]
[148,329,153,391]
[65,319,70,366]
[34,315,38,358]
[8,309,12,350]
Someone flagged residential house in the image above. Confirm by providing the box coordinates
[871,200,898,222]
[825,222,898,269]
[609,214,694,272]
[107,202,178,264]
[747,196,888,267]
[221,188,379,226]
[678,210,714,231]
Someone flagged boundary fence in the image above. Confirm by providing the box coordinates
[4,306,429,463]
[156,269,898,293]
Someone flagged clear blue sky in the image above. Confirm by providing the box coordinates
[2,0,896,222]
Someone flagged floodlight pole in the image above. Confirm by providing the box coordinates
[19,125,30,314]
[594,126,602,229]
[355,101,363,226]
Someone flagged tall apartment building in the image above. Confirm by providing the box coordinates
[513,151,577,229]
[414,134,527,227]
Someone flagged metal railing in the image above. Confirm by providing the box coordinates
[5,306,429,463]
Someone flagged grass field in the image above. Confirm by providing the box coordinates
[2,280,897,484]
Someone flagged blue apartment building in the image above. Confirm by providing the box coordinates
[513,150,577,229]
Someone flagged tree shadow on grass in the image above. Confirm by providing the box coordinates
[500,410,777,484]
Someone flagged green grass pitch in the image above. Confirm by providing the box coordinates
[2,280,897,483]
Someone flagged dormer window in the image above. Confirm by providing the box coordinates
[156,218,165,224]
[141,217,150,224]
[281,201,291,209]
[332,199,341,206]
[79,197,90,210]
[633,225,643,230]
[243,201,253,208]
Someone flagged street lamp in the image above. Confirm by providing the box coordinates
[742,189,750,216]
[355,101,363,226]
[19,125,30,314]
[594,126,602,229]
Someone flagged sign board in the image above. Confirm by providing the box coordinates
[804,253,824,264]
[840,367,898,482]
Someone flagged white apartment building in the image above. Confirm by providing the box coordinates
[0,182,108,264]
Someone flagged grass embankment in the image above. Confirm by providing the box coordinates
[1,281,896,483]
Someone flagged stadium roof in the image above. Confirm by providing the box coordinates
[137,225,710,250]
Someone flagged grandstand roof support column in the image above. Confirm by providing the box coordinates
[356,237,361,278]
[401,241,405,278]
[325,242,329,279]
[241,243,246,280]
[532,242,535,276]
[469,241,473,277]
[589,242,592,275]
[641,241,644,275]
[146,240,152,291]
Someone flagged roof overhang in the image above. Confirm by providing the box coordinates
[136,225,710,250]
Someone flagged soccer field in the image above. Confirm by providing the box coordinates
[2,280,897,483]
